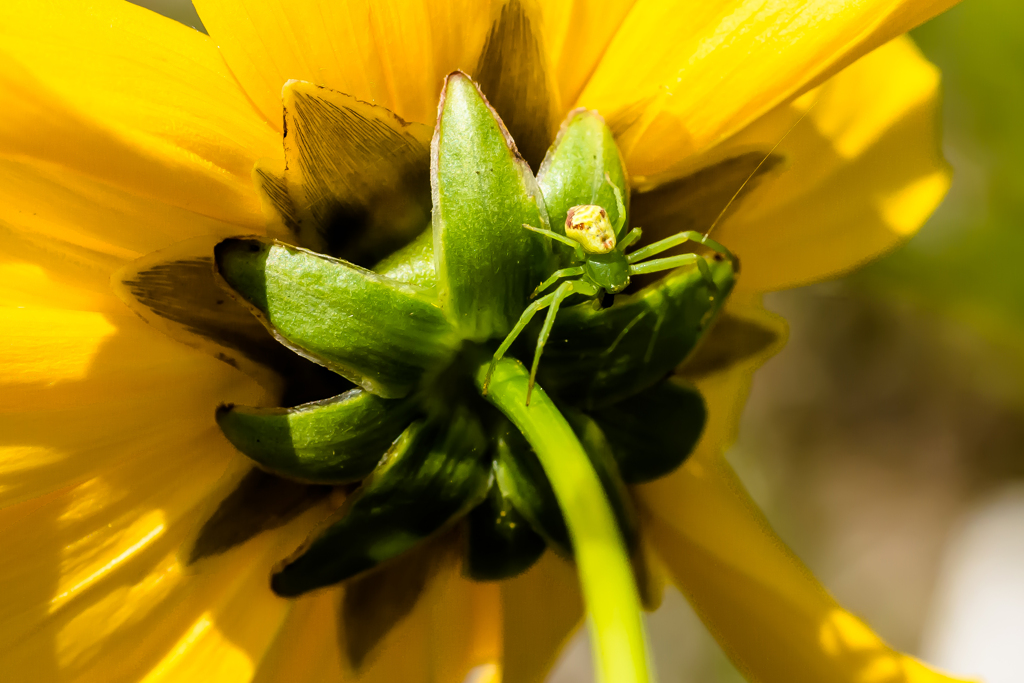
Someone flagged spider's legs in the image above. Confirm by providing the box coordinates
[617,227,643,251]
[523,224,586,261]
[532,266,585,299]
[482,290,563,395]
[527,280,599,404]
[605,173,628,235]
[628,253,717,294]
[627,230,734,264]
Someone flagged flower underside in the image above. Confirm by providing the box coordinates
[114,66,781,672]
[210,71,736,593]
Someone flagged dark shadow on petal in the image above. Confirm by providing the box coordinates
[187,468,331,565]
[605,97,656,141]
[680,312,783,379]
[630,153,785,242]
[253,157,301,241]
[339,540,435,670]
[474,0,560,171]
[115,237,354,406]
[283,83,432,263]
[119,252,282,370]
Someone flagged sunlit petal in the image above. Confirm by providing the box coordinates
[0,0,275,227]
[194,0,494,127]
[579,0,956,179]
[640,298,972,683]
[629,36,948,293]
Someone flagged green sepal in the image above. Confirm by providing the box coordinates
[215,389,418,484]
[492,416,637,556]
[535,257,736,409]
[537,109,629,240]
[270,410,491,596]
[590,379,706,484]
[492,420,569,551]
[215,238,458,399]
[372,225,436,288]
[431,71,551,341]
[465,470,547,581]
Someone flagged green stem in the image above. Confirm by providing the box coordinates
[475,356,652,683]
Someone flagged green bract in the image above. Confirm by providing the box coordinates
[592,380,707,484]
[215,238,457,398]
[216,389,416,484]
[538,109,629,239]
[271,410,491,596]
[432,73,551,342]
[465,468,547,581]
[533,258,735,409]
[213,71,735,601]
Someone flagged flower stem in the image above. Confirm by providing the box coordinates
[474,356,652,683]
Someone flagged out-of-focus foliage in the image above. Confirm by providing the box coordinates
[866,0,1024,369]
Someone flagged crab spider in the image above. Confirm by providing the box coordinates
[483,179,736,404]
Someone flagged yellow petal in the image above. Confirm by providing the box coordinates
[0,157,260,278]
[642,458,974,683]
[0,152,284,372]
[255,554,500,683]
[0,305,266,508]
[541,0,640,109]
[248,589,345,683]
[368,558,501,682]
[194,0,494,127]
[0,428,324,680]
[709,36,949,292]
[125,512,319,683]
[637,300,973,683]
[0,0,276,227]
[0,257,109,313]
[579,0,957,178]
[499,552,584,683]
[627,36,949,293]
[4,390,346,680]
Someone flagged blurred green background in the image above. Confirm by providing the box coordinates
[131,1,1024,680]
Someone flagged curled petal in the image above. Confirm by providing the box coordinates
[641,454,974,683]
[709,36,950,292]
[629,36,949,292]
[638,299,972,683]
[580,0,956,178]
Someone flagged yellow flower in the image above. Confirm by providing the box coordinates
[0,1,970,682]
